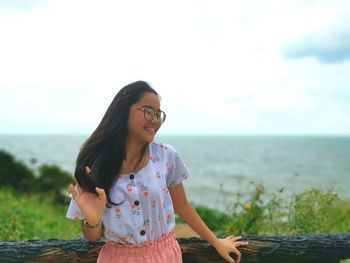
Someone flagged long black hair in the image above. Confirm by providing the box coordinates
[74,81,158,206]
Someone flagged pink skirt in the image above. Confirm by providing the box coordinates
[97,232,182,263]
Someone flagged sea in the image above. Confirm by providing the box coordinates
[1,135,349,211]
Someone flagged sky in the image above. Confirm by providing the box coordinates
[0,0,349,135]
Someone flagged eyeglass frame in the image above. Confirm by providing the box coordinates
[136,107,167,124]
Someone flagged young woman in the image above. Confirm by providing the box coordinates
[67,81,248,263]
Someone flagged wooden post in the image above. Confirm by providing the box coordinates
[1,234,350,262]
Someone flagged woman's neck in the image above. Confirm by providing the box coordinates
[121,136,149,174]
[124,136,146,161]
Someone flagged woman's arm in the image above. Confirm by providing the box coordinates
[69,166,107,243]
[81,219,104,242]
[169,183,248,263]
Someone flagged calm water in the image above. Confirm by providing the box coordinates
[1,135,349,210]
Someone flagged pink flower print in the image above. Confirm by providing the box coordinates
[126,180,136,193]
[160,143,168,150]
[152,199,157,208]
[156,172,161,180]
[130,203,141,215]
[143,219,150,230]
[164,187,169,195]
[127,181,136,192]
[121,233,133,242]
[166,213,172,224]
[149,155,159,163]
[105,228,114,237]
[166,163,174,172]
[73,211,84,220]
[140,184,149,197]
[115,207,122,218]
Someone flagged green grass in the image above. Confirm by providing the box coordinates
[197,185,350,236]
[0,188,81,240]
[1,185,350,241]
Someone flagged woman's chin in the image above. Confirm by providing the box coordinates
[144,134,156,143]
[144,137,155,143]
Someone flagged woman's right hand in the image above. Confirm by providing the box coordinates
[69,166,107,225]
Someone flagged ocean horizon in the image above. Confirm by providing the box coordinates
[1,134,349,211]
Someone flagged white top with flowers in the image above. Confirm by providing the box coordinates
[66,142,190,244]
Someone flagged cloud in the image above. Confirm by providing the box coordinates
[282,14,350,63]
[0,0,44,12]
[1,0,350,135]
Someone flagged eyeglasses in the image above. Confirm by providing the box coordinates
[137,107,166,124]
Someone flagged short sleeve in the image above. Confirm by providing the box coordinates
[166,146,191,187]
[66,198,86,220]
[66,186,86,220]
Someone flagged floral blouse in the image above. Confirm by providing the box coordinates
[66,142,190,244]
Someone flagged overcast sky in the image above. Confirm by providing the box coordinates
[0,0,349,135]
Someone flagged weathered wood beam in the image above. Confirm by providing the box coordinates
[1,234,350,263]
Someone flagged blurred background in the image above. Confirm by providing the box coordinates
[0,0,349,240]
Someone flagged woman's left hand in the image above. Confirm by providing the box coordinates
[213,235,248,263]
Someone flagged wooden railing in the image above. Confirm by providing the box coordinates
[1,234,350,262]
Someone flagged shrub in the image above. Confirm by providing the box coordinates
[223,185,350,236]
[0,150,36,192]
[287,189,340,234]
[224,185,268,236]
[194,205,230,235]
[34,164,74,203]
[0,149,73,203]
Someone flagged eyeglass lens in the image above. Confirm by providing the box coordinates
[144,107,165,123]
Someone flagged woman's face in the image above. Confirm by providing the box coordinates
[127,92,163,143]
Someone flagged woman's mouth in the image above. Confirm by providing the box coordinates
[144,126,157,134]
